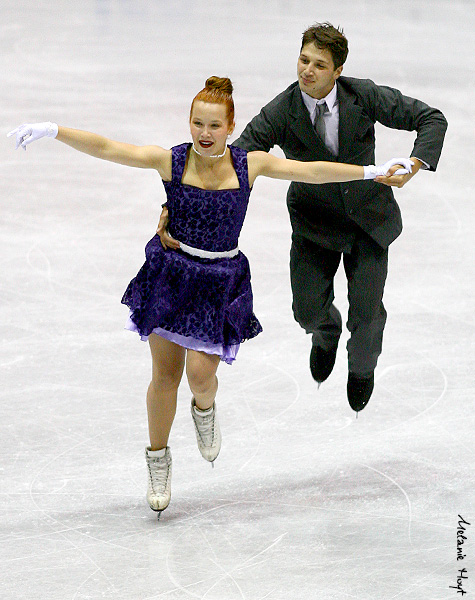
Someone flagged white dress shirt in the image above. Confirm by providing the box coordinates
[301,84,339,156]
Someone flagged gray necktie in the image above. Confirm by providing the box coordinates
[313,102,327,142]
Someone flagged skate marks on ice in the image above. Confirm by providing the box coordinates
[164,506,288,599]
[4,464,456,600]
[2,304,469,600]
[151,467,455,600]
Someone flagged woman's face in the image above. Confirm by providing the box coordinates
[190,101,234,156]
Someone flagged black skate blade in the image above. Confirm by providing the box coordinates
[150,507,165,521]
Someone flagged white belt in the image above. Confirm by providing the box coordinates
[178,240,239,259]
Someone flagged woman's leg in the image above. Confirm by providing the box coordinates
[186,350,222,462]
[147,333,186,451]
[185,350,221,409]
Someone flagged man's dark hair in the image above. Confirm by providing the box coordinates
[301,22,349,69]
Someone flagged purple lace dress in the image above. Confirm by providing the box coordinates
[121,143,262,363]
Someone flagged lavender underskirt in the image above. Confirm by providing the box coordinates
[125,314,239,365]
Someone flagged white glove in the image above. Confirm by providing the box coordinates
[364,157,414,180]
[7,122,58,151]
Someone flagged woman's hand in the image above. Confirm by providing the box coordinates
[7,122,58,150]
[156,206,180,250]
[375,157,423,188]
[363,157,414,180]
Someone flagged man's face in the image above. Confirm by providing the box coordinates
[297,43,343,99]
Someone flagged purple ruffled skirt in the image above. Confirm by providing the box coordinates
[124,313,240,364]
[121,235,262,364]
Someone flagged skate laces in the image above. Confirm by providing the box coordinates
[193,407,217,447]
[147,455,170,493]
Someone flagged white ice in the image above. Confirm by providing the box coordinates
[1,1,474,599]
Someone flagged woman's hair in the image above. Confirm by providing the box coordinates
[190,76,235,125]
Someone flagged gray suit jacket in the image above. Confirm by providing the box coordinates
[234,76,447,250]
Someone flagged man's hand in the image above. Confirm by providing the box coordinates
[375,157,423,188]
[156,206,180,250]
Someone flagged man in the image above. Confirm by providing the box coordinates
[233,22,447,412]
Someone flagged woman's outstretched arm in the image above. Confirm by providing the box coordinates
[8,122,171,177]
[247,151,413,187]
[55,126,169,170]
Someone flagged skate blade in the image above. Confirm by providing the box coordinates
[154,509,166,521]
[150,506,167,520]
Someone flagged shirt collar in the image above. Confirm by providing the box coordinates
[301,83,338,115]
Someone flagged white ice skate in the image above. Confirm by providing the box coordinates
[191,398,222,465]
[145,446,172,518]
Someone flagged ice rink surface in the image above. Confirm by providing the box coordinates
[1,1,474,598]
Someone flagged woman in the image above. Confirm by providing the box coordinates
[8,76,412,518]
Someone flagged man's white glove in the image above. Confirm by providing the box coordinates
[364,157,414,180]
[7,122,58,151]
